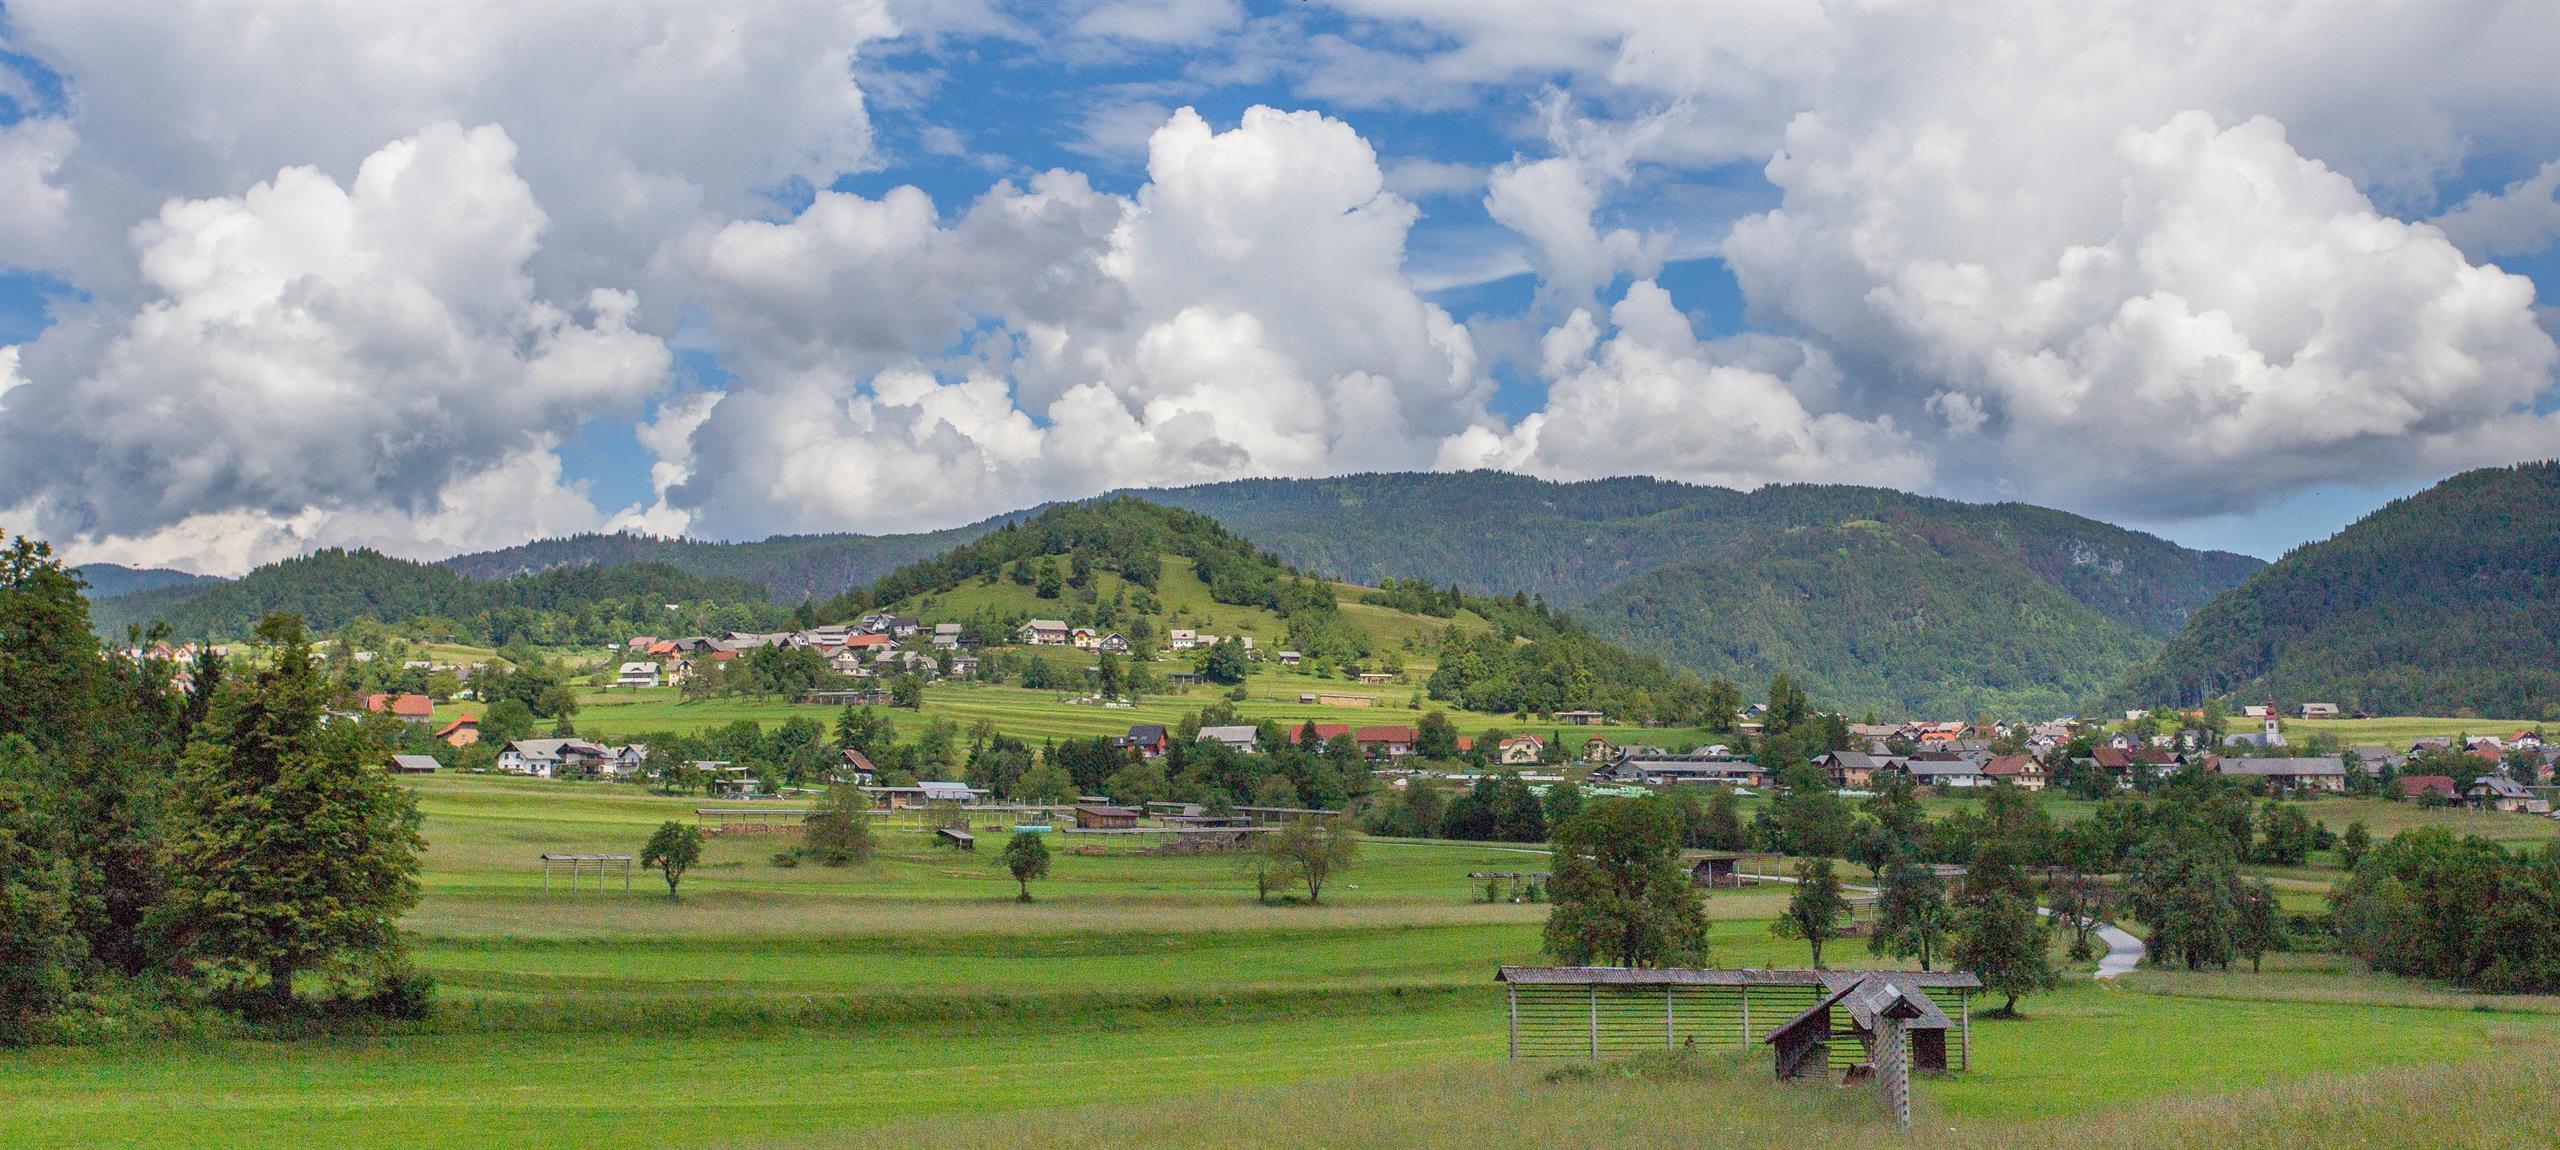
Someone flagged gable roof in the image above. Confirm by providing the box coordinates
[2217,756,2346,777]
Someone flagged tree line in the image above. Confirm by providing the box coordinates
[2,537,425,1043]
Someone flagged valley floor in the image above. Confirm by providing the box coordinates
[7,775,2556,1150]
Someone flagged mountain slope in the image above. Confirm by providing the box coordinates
[90,549,790,644]
[1138,472,2258,716]
[2110,462,2560,718]
[441,523,997,603]
[73,563,227,600]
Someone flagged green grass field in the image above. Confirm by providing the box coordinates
[8,774,2558,1150]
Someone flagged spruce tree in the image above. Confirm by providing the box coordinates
[161,614,424,1008]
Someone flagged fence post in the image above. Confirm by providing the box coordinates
[1960,990,1970,1072]
[1507,984,1519,1060]
[1666,984,1676,1048]
[1740,985,1751,1046]
[1589,984,1599,1059]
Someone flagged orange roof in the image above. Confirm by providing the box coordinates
[435,715,478,736]
[1292,723,1353,744]
[843,634,891,649]
[389,694,433,718]
[1355,726,1418,743]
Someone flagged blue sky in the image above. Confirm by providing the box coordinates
[1,2,2555,572]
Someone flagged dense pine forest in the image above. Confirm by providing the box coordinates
[2111,462,2560,719]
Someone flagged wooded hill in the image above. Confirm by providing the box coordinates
[71,563,226,600]
[826,498,1747,727]
[2109,462,2560,719]
[1141,473,2259,718]
[98,471,2265,717]
[88,548,791,646]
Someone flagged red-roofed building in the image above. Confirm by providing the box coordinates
[436,715,480,747]
[364,693,434,723]
[1983,753,2047,791]
[1290,723,1354,745]
[1355,726,1419,759]
[2400,775,2459,803]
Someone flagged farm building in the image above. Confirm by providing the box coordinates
[615,661,662,688]
[1197,725,1260,752]
[1765,974,1957,1080]
[436,715,480,747]
[1074,804,1142,830]
[387,754,443,774]
[1495,967,1978,1073]
[1686,850,1776,888]
[1553,710,1605,725]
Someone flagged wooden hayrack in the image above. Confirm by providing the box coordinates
[1493,967,1977,1073]
[540,853,634,895]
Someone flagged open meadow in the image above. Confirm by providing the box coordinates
[5,774,2559,1149]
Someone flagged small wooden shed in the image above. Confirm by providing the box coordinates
[1074,803,1141,830]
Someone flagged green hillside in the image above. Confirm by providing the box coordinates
[440,523,995,602]
[831,498,1741,726]
[89,548,791,645]
[71,563,225,600]
[1143,473,2256,717]
[2110,462,2560,718]
[1577,521,2156,719]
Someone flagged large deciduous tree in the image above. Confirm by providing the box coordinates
[642,821,703,898]
[1543,797,1712,968]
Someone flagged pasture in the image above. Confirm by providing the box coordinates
[6,774,2557,1150]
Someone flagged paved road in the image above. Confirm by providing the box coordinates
[2091,921,2144,979]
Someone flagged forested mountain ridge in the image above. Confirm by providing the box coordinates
[89,548,792,645]
[1139,472,2259,635]
[1574,520,2156,719]
[71,563,226,600]
[1135,472,2258,717]
[439,522,997,603]
[2109,462,2560,719]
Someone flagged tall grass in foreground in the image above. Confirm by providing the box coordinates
[781,1035,2560,1150]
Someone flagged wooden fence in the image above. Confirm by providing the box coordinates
[1496,967,1975,1073]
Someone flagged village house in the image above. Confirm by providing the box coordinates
[1815,750,1893,790]
[363,692,435,724]
[1982,753,2047,791]
[1498,734,1545,766]
[1581,737,1617,763]
[1120,724,1170,759]
[1356,725,1419,759]
[1166,628,1199,651]
[496,738,613,778]
[1197,725,1260,753]
[1017,619,1071,646]
[1095,632,1130,653]
[2400,774,2459,803]
[1071,628,1100,649]
[436,715,480,747]
[839,748,877,786]
[1275,650,1302,666]
[1291,723,1354,748]
[2217,756,2348,793]
[2467,776,2551,814]
[615,661,662,689]
[931,622,965,649]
